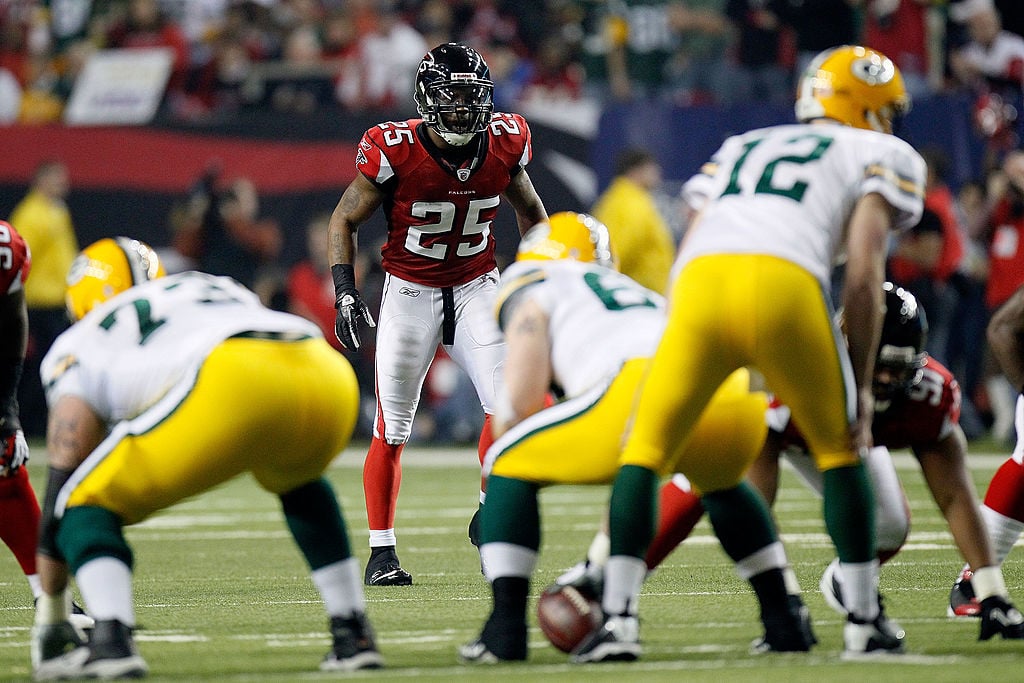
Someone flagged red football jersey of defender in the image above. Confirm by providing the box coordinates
[355,113,532,287]
[0,220,31,295]
[769,356,961,451]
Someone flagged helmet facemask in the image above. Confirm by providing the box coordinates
[418,80,493,146]
[415,43,494,147]
[873,345,926,403]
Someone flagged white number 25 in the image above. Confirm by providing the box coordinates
[405,197,500,260]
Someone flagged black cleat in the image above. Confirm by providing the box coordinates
[35,619,148,681]
[752,594,817,653]
[979,595,1024,640]
[321,613,384,671]
[570,614,641,663]
[365,547,413,586]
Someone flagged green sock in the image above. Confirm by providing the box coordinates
[702,481,779,562]
[481,476,540,549]
[281,478,352,570]
[57,506,132,572]
[823,464,876,563]
[608,465,659,558]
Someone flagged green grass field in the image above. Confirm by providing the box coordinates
[2,440,1023,682]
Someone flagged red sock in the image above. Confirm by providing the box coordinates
[478,414,495,493]
[644,479,705,570]
[984,457,1024,523]
[0,467,41,575]
[362,437,404,531]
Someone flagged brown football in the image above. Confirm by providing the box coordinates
[536,584,603,653]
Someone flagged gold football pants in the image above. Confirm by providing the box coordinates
[487,358,766,489]
[63,336,358,524]
[621,254,859,493]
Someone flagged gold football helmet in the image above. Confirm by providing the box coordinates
[66,237,165,320]
[516,211,616,269]
[795,45,910,134]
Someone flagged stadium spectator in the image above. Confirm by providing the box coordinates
[722,0,791,106]
[327,43,547,586]
[590,147,675,293]
[946,0,1019,94]
[774,0,859,84]
[186,29,253,115]
[172,170,282,290]
[31,238,383,679]
[948,0,1024,137]
[459,212,809,663]
[949,281,1024,621]
[980,149,1024,441]
[601,0,683,101]
[666,0,732,105]
[516,34,586,106]
[258,23,334,114]
[102,0,192,110]
[858,0,937,99]
[597,45,922,659]
[348,2,427,112]
[946,177,993,439]
[7,160,78,438]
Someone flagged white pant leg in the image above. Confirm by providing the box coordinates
[373,273,442,444]
[783,445,908,553]
[446,270,506,413]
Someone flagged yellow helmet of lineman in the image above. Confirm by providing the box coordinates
[66,237,165,320]
[516,211,616,269]
[795,45,910,134]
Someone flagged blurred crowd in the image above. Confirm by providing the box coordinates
[0,0,1023,122]
[4,0,1024,447]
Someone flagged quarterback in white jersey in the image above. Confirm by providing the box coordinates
[602,45,925,661]
[32,238,383,679]
[459,213,803,664]
[681,123,925,286]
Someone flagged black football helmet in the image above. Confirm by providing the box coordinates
[873,281,928,401]
[414,43,494,146]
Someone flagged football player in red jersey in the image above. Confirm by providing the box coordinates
[0,220,92,630]
[327,43,548,586]
[949,283,1024,623]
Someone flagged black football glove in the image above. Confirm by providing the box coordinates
[332,264,375,351]
[0,427,29,477]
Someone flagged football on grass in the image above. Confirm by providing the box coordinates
[536,584,603,653]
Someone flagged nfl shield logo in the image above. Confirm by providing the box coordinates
[457,168,471,182]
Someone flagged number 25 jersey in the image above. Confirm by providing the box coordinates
[681,122,927,287]
[356,114,533,287]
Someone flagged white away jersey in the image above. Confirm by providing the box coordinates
[680,122,925,285]
[495,260,665,397]
[42,271,322,423]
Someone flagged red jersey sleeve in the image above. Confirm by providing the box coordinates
[0,220,31,295]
